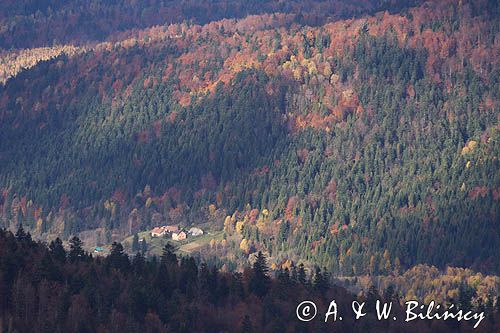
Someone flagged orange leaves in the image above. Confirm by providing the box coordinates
[285,196,299,222]
[249,209,260,224]
[112,79,124,94]
[468,186,489,200]
[329,222,348,236]
[406,84,416,99]
[3,0,496,127]
[330,225,339,235]
[251,165,270,177]
[165,112,177,124]
[291,111,337,132]
[143,77,151,89]
[340,88,358,108]
[178,92,191,107]
[33,206,42,220]
[310,237,324,252]
[224,52,260,73]
[162,64,174,82]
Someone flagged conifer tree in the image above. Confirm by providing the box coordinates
[68,236,85,263]
[249,251,270,297]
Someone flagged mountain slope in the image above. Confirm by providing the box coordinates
[0,0,423,49]
[0,0,499,276]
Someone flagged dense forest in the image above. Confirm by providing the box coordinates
[0,0,499,319]
[0,0,425,49]
[0,228,499,332]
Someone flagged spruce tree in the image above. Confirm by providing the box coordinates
[249,251,270,297]
[68,236,85,263]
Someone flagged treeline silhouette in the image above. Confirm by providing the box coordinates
[1,227,499,332]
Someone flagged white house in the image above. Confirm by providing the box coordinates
[188,227,204,236]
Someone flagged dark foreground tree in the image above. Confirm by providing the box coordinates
[249,251,270,297]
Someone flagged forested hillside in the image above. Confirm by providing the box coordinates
[1,228,498,332]
[0,0,423,49]
[0,0,499,287]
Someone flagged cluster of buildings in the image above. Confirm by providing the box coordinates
[150,225,203,241]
